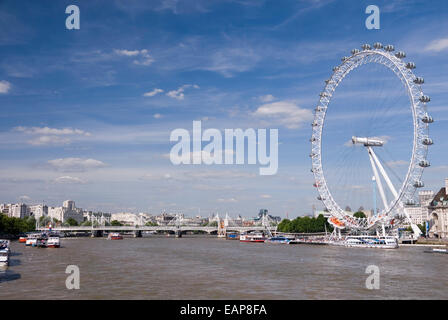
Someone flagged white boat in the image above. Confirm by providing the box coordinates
[0,240,10,266]
[334,235,398,249]
[25,233,40,246]
[0,249,9,266]
[240,233,266,243]
[47,237,60,248]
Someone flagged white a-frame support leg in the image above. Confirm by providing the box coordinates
[369,147,398,198]
[367,147,389,211]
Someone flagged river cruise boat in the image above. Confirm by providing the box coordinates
[265,236,291,244]
[0,249,9,266]
[240,233,266,243]
[25,233,41,246]
[0,240,10,253]
[108,232,123,240]
[334,235,398,249]
[46,236,60,248]
[18,234,28,243]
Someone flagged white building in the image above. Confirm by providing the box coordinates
[428,179,448,239]
[29,204,48,220]
[48,200,84,224]
[8,203,28,219]
[404,190,435,226]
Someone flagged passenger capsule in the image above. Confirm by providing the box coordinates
[395,51,406,58]
[333,67,339,72]
[413,181,424,188]
[384,45,395,52]
[309,153,316,158]
[319,92,328,98]
[317,196,325,201]
[311,121,318,127]
[361,44,371,50]
[422,114,434,123]
[341,56,349,62]
[420,95,430,103]
[373,42,383,49]
[351,49,360,55]
[413,77,424,84]
[313,183,319,187]
[406,62,416,69]
[419,160,430,167]
[422,138,433,145]
[310,168,314,173]
[315,106,324,112]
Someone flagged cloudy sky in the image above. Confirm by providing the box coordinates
[0,0,447,218]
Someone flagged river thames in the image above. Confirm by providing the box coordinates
[0,236,446,299]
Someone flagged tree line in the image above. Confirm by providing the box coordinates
[0,214,36,236]
[277,214,333,233]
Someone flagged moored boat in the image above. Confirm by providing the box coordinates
[240,233,266,243]
[332,235,398,249]
[108,232,123,240]
[0,249,9,266]
[18,234,28,243]
[265,236,291,244]
[47,236,60,248]
[25,233,40,246]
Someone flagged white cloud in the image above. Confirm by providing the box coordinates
[166,84,199,100]
[0,80,11,94]
[143,88,164,97]
[217,197,238,203]
[153,113,163,119]
[259,94,275,102]
[387,160,408,167]
[425,38,448,52]
[48,158,107,172]
[114,49,154,66]
[253,100,313,129]
[19,195,31,201]
[14,126,91,136]
[260,194,272,199]
[114,49,141,56]
[28,136,71,146]
[13,126,91,146]
[53,176,86,184]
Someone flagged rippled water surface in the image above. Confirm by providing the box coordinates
[0,236,447,299]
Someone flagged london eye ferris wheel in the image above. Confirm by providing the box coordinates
[310,42,434,233]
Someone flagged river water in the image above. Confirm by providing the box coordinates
[0,236,446,299]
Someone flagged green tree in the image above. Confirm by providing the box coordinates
[111,220,123,226]
[145,221,158,226]
[81,220,92,226]
[353,211,366,219]
[208,221,218,227]
[65,218,79,226]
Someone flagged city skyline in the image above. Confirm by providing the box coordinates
[1,0,448,217]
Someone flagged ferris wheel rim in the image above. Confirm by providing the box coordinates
[310,44,431,230]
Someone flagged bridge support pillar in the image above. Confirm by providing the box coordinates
[175,230,182,238]
[133,230,142,238]
[91,230,103,237]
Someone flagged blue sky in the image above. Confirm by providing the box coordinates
[0,0,447,217]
